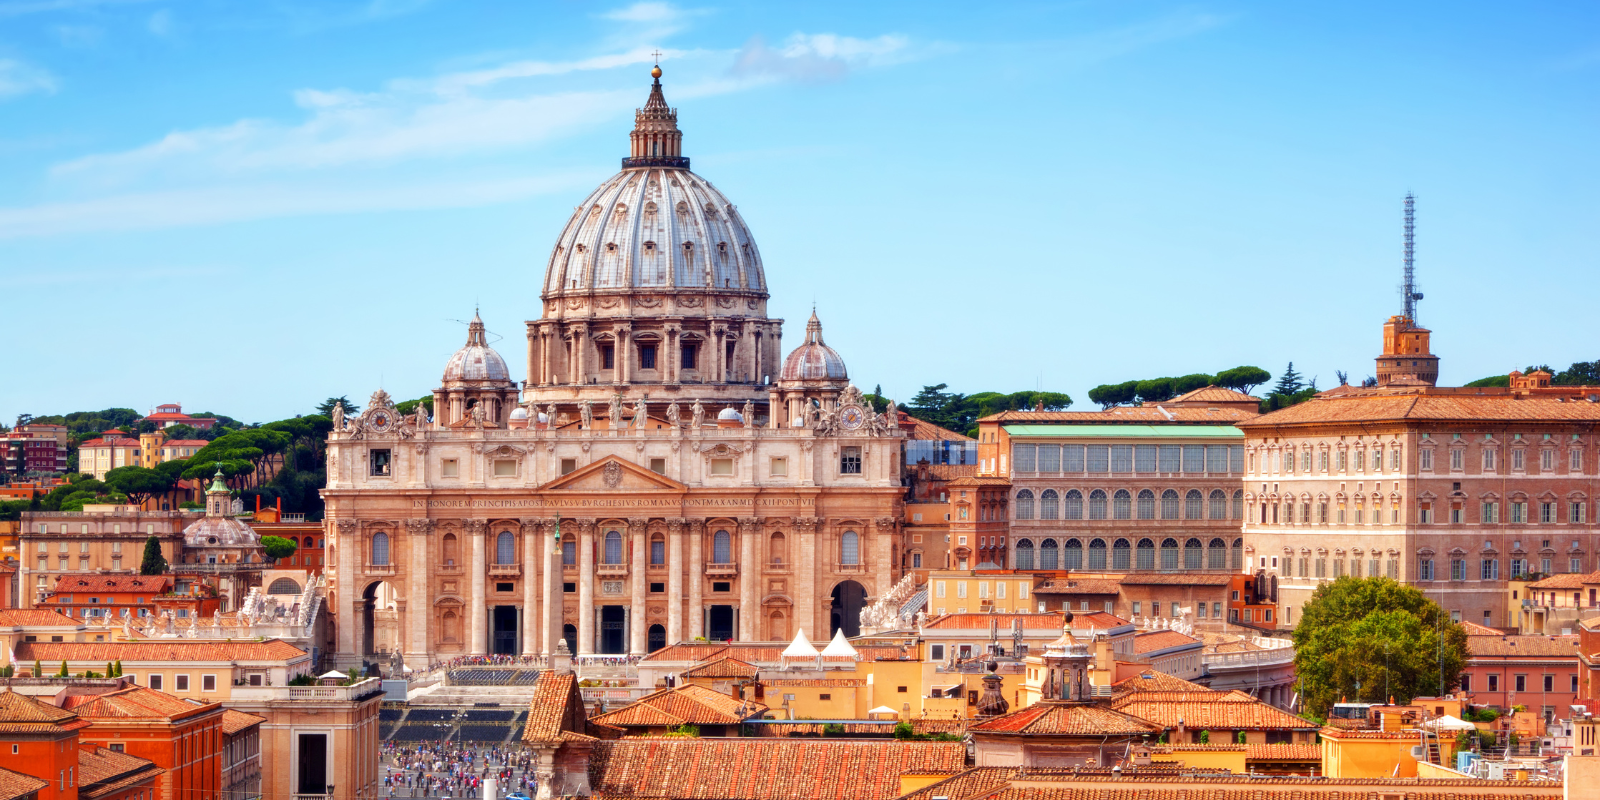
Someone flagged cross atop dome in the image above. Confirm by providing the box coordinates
[624,65,688,169]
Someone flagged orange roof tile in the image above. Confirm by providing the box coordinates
[1169,386,1260,405]
[0,609,81,627]
[1242,391,1600,428]
[1458,620,1504,636]
[1109,691,1318,731]
[0,689,83,735]
[591,684,765,729]
[221,709,266,736]
[1034,578,1121,595]
[50,575,172,593]
[68,686,214,721]
[0,767,49,800]
[1132,630,1201,655]
[970,702,1162,736]
[902,414,974,442]
[1528,571,1600,589]
[1117,573,1234,586]
[986,407,1257,424]
[1113,671,1209,694]
[761,679,865,688]
[77,746,162,800]
[522,672,590,744]
[924,612,1064,631]
[1465,635,1582,658]
[681,657,760,680]
[1245,743,1322,761]
[1069,611,1130,630]
[586,739,965,800]
[17,639,307,663]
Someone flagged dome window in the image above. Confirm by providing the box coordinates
[643,241,655,251]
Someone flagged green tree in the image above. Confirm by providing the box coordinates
[1171,373,1215,396]
[1088,380,1138,410]
[1135,378,1177,404]
[1554,360,1600,385]
[1292,576,1467,717]
[1214,366,1271,394]
[1272,363,1305,396]
[104,466,176,506]
[316,396,361,418]
[33,659,41,678]
[57,660,69,678]
[260,535,298,561]
[139,535,168,575]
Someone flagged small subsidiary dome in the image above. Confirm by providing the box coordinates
[509,407,529,420]
[780,310,847,382]
[443,312,511,383]
[718,407,743,422]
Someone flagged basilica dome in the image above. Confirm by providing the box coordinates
[780,311,847,382]
[442,312,510,383]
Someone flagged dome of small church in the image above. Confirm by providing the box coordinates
[540,68,765,306]
[718,407,743,422]
[443,312,511,383]
[780,311,847,382]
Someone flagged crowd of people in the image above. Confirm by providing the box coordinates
[382,743,541,799]
[421,654,547,674]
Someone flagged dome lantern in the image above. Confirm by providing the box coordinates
[623,66,687,170]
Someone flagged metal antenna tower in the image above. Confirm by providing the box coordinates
[1402,192,1422,323]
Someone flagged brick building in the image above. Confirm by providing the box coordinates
[1459,630,1582,721]
[0,689,163,800]
[64,686,224,800]
[138,405,215,432]
[2,425,68,476]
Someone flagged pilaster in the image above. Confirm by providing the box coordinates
[521,518,541,655]
[578,519,596,655]
[628,517,648,655]
[667,518,685,644]
[405,518,433,665]
[687,519,704,639]
[737,517,762,641]
[467,519,487,655]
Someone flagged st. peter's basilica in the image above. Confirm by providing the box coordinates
[322,67,907,668]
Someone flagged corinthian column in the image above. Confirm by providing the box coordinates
[578,520,596,656]
[468,520,487,655]
[793,517,819,639]
[406,519,433,666]
[628,518,648,655]
[737,517,761,641]
[667,518,685,644]
[335,519,357,662]
[687,520,704,640]
[541,519,561,657]
[521,518,541,656]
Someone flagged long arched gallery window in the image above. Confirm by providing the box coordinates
[1039,538,1059,570]
[713,530,732,563]
[603,530,624,564]
[1015,539,1035,570]
[496,531,515,564]
[841,530,860,565]
[370,532,390,566]
[1015,490,1034,520]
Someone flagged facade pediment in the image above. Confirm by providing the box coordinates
[540,456,687,493]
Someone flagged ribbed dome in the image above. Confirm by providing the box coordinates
[780,311,847,381]
[443,313,511,383]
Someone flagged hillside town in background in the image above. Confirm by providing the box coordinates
[2,67,1599,800]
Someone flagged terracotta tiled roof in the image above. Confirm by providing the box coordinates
[1110,691,1319,731]
[903,415,974,442]
[17,639,307,663]
[0,767,49,800]
[522,672,590,744]
[1528,571,1600,589]
[930,774,1559,800]
[970,702,1162,736]
[1113,671,1209,694]
[924,612,1064,631]
[897,767,1019,800]
[1458,620,1504,636]
[51,575,172,593]
[1132,630,1201,655]
[1117,573,1234,586]
[945,476,1013,487]
[68,686,212,721]
[1241,391,1600,428]
[0,609,80,627]
[1245,743,1322,761]
[640,643,732,663]
[1069,611,1130,630]
[985,407,1256,424]
[1034,578,1121,595]
[591,684,765,729]
[586,739,965,800]
[77,438,140,449]
[924,464,977,480]
[1465,635,1581,658]
[158,439,209,447]
[682,657,759,679]
[220,709,266,736]
[0,689,84,735]
[77,746,162,800]
[762,679,864,688]
[1169,386,1259,405]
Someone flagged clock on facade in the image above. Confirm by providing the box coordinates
[840,405,865,430]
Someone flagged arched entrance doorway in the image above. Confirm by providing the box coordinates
[648,624,666,653]
[361,580,402,659]
[829,580,867,638]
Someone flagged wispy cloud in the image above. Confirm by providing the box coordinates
[731,33,912,82]
[0,58,58,98]
[1056,11,1226,68]
[599,1,704,45]
[53,24,104,47]
[146,7,171,37]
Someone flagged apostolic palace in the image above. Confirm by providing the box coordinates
[321,68,907,668]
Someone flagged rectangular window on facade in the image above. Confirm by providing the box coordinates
[600,345,615,370]
[1420,449,1433,471]
[769,457,787,477]
[1316,558,1327,578]
[148,674,162,691]
[1335,559,1346,578]
[1510,558,1526,577]
[1513,449,1526,471]
[1481,559,1499,580]
[1355,451,1365,471]
[1573,448,1584,473]
[1545,674,1555,692]
[1451,559,1466,581]
[1337,451,1347,471]
[1487,674,1498,691]
[560,458,577,475]
[1484,449,1498,471]
[840,447,862,474]
[1515,675,1526,693]
[680,343,697,369]
[1451,449,1464,471]
[929,644,944,661]
[493,459,517,477]
[1482,502,1499,523]
[202,675,216,692]
[1111,445,1133,473]
[650,458,667,474]
[1134,445,1156,473]
[638,344,657,370]
[1181,446,1205,473]
[1420,506,1433,524]
[1541,449,1554,472]
[1086,445,1109,473]
[1158,445,1180,473]
[1460,674,1471,691]
[1573,502,1587,523]
[1541,502,1555,523]
[1131,601,1142,616]
[935,581,945,598]
[710,458,734,476]
[1572,557,1584,573]
[369,449,391,477]
[1387,559,1398,578]
[1062,445,1085,472]
[1037,444,1061,472]
[1231,444,1244,473]
[175,675,189,692]
[1013,444,1036,472]
[1511,502,1527,524]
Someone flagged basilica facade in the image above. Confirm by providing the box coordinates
[322,68,906,668]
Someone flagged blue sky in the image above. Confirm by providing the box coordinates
[1,1,1596,423]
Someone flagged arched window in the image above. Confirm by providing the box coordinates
[650,533,666,565]
[1064,538,1083,570]
[1088,490,1107,520]
[1207,538,1227,569]
[370,532,390,566]
[603,530,623,564]
[648,624,667,652]
[1040,490,1059,520]
[1087,538,1108,570]
[1185,490,1204,520]
[1015,490,1035,520]
[1112,489,1132,520]
[1232,490,1244,519]
[1015,539,1035,570]
[496,531,515,565]
[1231,538,1244,570]
[1136,538,1155,570]
[1137,490,1155,520]
[442,533,459,566]
[841,530,860,565]
[561,535,576,566]
[1161,489,1180,519]
[1040,539,1059,570]
[1209,490,1227,520]
[1112,538,1131,570]
[769,531,787,564]
[267,577,302,595]
[1064,490,1083,519]
[1184,538,1203,569]
[713,530,732,563]
[442,610,461,644]
[1161,538,1180,570]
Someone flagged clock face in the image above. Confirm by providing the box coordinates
[841,405,865,430]
[371,412,390,431]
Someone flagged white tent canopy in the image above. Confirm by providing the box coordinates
[868,706,898,716]
[1423,714,1477,731]
[821,629,859,659]
[319,670,347,679]
[782,629,819,659]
